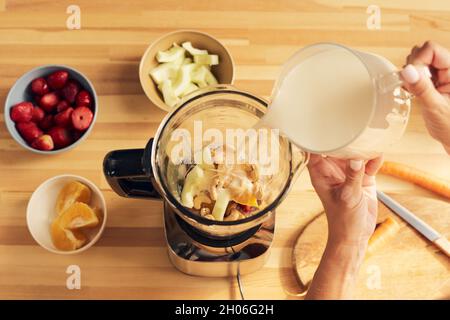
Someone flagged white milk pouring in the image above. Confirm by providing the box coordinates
[260,44,410,159]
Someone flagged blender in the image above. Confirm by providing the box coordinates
[103,85,308,277]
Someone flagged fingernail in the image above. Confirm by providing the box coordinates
[401,64,420,84]
[350,160,363,171]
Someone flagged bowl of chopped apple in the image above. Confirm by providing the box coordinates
[139,30,235,111]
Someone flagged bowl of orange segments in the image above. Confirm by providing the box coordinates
[26,175,107,254]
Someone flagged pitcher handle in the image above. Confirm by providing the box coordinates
[377,66,431,95]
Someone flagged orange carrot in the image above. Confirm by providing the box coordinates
[367,216,400,256]
[379,161,450,199]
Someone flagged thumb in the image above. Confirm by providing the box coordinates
[401,64,442,109]
[342,159,365,194]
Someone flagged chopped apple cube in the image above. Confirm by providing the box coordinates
[182,41,208,56]
[158,80,179,108]
[156,45,186,63]
[194,54,219,66]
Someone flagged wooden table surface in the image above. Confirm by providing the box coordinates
[0,0,449,299]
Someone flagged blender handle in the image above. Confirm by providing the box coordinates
[103,139,161,199]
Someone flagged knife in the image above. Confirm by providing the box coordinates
[377,190,450,257]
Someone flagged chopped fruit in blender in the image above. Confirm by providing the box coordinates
[47,70,69,89]
[212,189,231,221]
[150,42,219,108]
[51,220,86,251]
[31,106,45,123]
[61,80,81,104]
[48,126,72,148]
[56,181,92,215]
[31,134,54,151]
[54,107,74,127]
[71,106,93,130]
[16,121,43,143]
[39,92,60,112]
[75,90,92,108]
[58,202,99,229]
[10,102,34,123]
[179,146,264,221]
[31,77,49,96]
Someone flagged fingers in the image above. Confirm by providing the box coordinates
[307,154,328,190]
[307,153,324,168]
[343,160,365,190]
[401,64,448,110]
[337,159,365,208]
[437,83,450,94]
[365,155,384,176]
[407,41,450,69]
[436,69,450,86]
[362,156,383,188]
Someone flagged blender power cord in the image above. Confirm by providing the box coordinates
[231,246,245,300]
[236,268,245,300]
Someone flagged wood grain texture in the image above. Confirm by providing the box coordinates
[0,0,449,299]
[294,195,450,299]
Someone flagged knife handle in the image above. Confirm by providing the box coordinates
[433,237,450,257]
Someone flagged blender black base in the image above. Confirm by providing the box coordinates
[163,202,275,277]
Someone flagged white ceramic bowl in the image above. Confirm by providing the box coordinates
[26,174,107,254]
[4,65,98,154]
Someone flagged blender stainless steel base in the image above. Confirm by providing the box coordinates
[163,202,275,277]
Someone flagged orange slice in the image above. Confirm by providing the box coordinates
[232,193,259,208]
[58,202,99,230]
[92,207,104,225]
[51,220,86,251]
[56,181,91,215]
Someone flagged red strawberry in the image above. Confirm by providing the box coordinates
[31,77,49,96]
[38,115,54,130]
[61,80,80,104]
[54,107,74,127]
[56,100,70,113]
[71,106,93,131]
[47,70,69,90]
[48,127,72,148]
[16,122,43,143]
[75,90,92,108]
[31,107,45,123]
[10,102,34,123]
[31,134,54,151]
[39,92,60,113]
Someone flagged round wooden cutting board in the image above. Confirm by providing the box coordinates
[293,194,450,299]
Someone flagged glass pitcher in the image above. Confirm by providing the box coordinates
[261,42,411,159]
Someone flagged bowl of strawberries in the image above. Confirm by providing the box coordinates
[4,65,97,153]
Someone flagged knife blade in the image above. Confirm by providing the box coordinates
[377,190,450,257]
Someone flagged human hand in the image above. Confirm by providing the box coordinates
[307,155,384,247]
[401,41,450,153]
